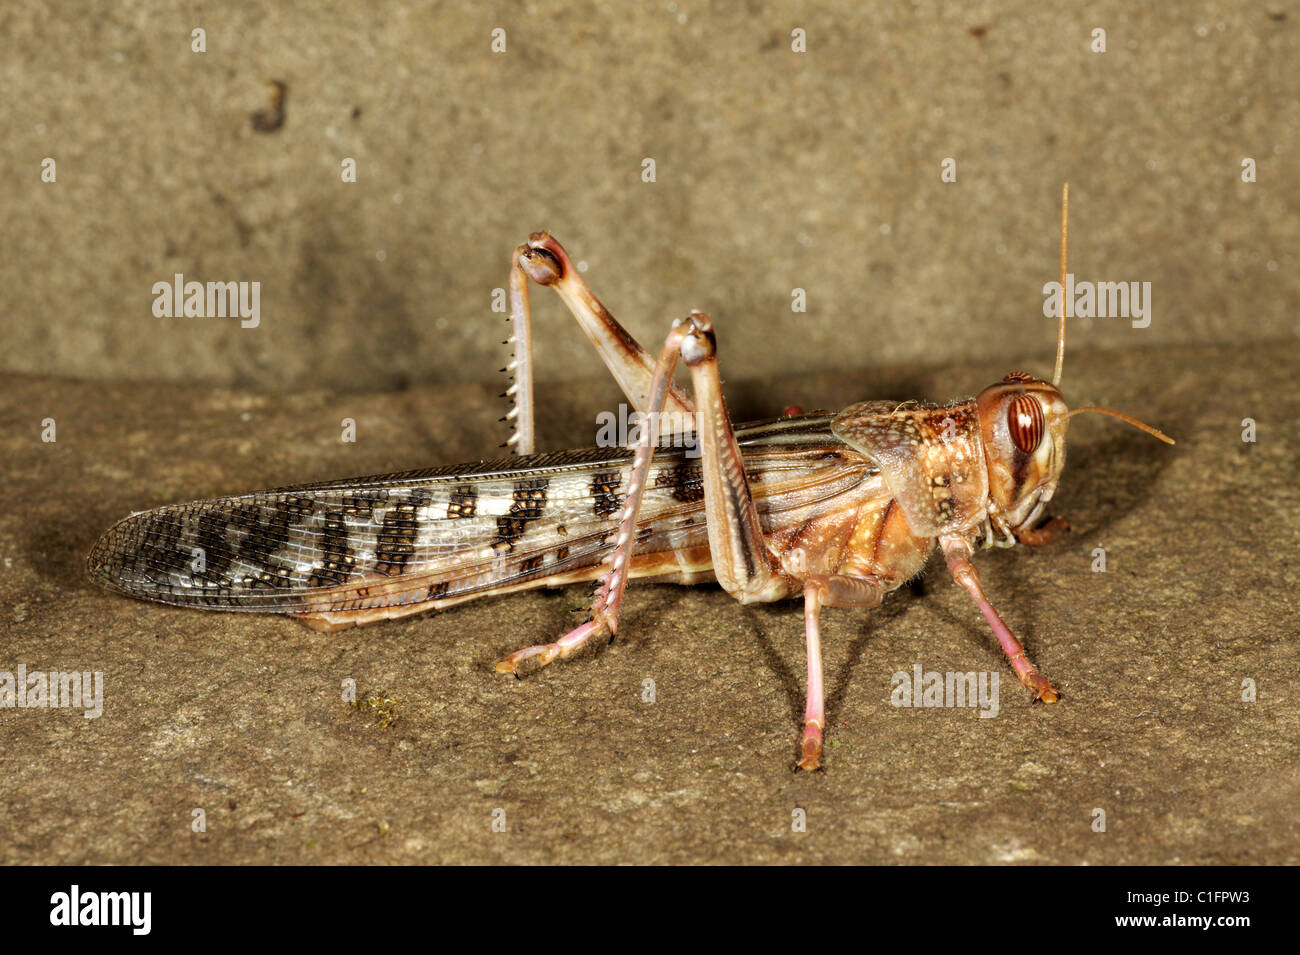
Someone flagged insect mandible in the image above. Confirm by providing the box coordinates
[89,184,1174,770]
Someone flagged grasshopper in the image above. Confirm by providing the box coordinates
[89,185,1172,770]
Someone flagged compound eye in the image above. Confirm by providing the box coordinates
[1007,395,1045,454]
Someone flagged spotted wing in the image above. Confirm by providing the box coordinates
[88,415,873,614]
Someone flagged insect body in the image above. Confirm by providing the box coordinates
[89,185,1172,770]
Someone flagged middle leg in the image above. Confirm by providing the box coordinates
[799,574,888,771]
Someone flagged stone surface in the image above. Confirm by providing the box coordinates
[1,341,1296,863]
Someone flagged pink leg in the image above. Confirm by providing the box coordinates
[496,311,794,677]
[496,316,697,675]
[798,574,887,771]
[678,315,784,601]
[502,247,537,454]
[940,536,1060,702]
[494,619,605,675]
[801,583,827,771]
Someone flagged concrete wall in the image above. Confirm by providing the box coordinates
[4,1,1295,392]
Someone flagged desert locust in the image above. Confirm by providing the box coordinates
[89,185,1173,769]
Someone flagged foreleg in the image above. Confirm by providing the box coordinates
[940,535,1060,702]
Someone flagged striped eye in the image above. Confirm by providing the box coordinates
[1007,395,1045,454]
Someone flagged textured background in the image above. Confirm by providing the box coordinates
[2,0,1296,392]
[2,1,1298,866]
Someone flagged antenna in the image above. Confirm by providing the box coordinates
[1066,406,1176,445]
[1052,182,1069,386]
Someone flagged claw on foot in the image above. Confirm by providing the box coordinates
[495,619,607,677]
[1025,673,1061,703]
[797,722,823,772]
[495,643,561,675]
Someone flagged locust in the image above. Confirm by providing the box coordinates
[89,184,1173,770]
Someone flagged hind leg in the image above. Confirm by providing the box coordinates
[497,311,797,676]
[502,234,693,454]
[496,314,704,674]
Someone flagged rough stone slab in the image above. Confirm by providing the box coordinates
[0,341,1296,863]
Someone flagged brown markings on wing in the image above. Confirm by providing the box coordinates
[653,463,705,503]
[89,414,878,623]
[590,471,622,516]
